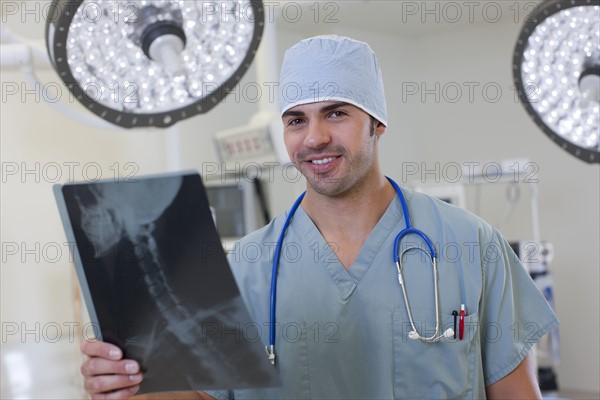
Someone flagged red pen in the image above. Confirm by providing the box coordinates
[459,304,466,340]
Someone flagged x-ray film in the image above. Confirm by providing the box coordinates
[54,171,279,393]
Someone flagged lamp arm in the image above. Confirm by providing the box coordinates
[20,62,122,131]
[1,25,50,68]
[2,26,122,131]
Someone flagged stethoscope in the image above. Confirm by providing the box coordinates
[266,177,453,365]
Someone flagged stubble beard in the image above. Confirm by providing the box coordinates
[300,140,377,198]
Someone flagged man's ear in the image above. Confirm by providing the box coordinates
[375,121,386,138]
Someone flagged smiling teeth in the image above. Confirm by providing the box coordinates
[311,157,336,165]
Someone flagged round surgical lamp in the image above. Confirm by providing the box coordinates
[46,0,264,128]
[513,0,599,163]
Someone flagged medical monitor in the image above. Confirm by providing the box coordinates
[204,177,268,245]
[413,185,466,208]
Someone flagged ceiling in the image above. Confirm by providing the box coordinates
[272,0,544,37]
[1,0,543,44]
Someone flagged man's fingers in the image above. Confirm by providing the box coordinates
[81,340,123,360]
[81,358,140,377]
[85,374,143,395]
[79,340,143,398]
[90,385,140,400]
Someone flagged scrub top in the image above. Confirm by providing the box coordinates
[209,187,559,399]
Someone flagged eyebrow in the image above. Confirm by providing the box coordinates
[319,101,350,114]
[281,101,351,119]
[281,109,305,119]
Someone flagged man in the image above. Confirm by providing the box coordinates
[81,35,558,399]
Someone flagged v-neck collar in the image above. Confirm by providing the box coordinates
[293,195,405,301]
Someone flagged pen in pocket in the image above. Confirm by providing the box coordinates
[452,310,458,339]
[459,304,466,340]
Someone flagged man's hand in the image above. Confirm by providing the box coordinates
[80,340,143,399]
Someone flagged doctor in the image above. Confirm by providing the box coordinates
[80,35,558,399]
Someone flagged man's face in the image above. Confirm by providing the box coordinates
[282,101,385,197]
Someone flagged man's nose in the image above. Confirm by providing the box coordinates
[304,120,331,148]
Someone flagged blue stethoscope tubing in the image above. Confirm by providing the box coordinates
[388,177,436,262]
[267,190,306,364]
[266,177,444,365]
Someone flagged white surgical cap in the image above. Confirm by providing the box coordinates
[279,35,388,126]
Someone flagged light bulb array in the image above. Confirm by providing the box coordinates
[513,0,599,163]
[47,0,264,128]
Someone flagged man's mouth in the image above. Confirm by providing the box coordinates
[310,157,337,165]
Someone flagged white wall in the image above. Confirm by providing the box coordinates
[1,0,599,395]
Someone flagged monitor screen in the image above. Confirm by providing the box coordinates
[206,184,246,238]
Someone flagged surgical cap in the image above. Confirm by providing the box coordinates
[279,35,388,126]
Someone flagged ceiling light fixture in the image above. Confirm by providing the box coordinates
[513,0,599,163]
[46,0,264,128]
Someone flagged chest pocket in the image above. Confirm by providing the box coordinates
[392,308,478,399]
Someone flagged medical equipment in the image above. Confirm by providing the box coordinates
[205,179,263,239]
[266,177,453,365]
[513,0,599,164]
[44,0,265,128]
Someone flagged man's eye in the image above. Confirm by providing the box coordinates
[330,111,345,118]
[288,118,303,126]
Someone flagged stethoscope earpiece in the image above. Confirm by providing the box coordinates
[408,331,420,340]
[408,328,454,342]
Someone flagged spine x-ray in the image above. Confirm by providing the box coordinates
[54,172,278,393]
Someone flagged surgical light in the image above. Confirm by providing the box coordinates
[513,0,599,163]
[45,0,264,128]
